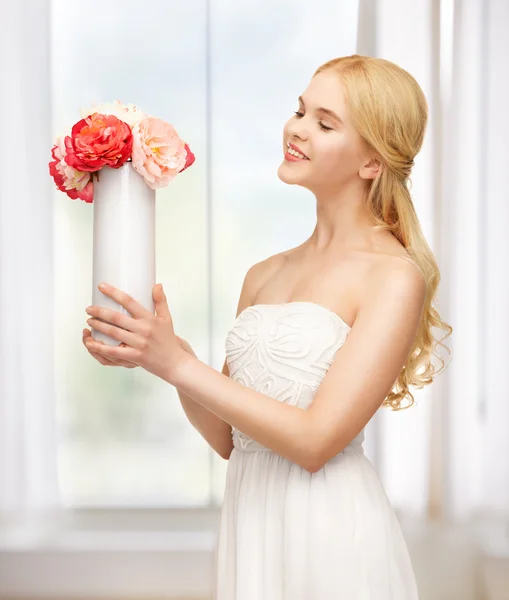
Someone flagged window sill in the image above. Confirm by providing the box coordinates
[0,507,221,598]
[0,506,222,551]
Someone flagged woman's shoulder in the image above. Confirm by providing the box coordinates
[368,249,425,284]
[361,251,427,316]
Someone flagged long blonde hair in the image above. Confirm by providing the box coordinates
[314,54,452,410]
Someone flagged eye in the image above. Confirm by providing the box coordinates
[292,111,333,132]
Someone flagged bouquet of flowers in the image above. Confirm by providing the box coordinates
[49,100,195,203]
[48,101,196,346]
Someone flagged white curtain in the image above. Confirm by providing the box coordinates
[358,0,509,529]
[0,0,61,521]
[481,0,509,524]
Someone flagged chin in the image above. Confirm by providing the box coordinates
[277,164,308,188]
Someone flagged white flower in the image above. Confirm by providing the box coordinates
[80,100,146,128]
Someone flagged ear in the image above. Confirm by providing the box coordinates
[359,155,382,180]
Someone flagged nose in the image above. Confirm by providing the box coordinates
[286,124,308,142]
[286,118,309,141]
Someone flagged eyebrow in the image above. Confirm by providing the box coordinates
[298,96,343,124]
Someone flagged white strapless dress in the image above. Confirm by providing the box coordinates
[213,302,419,600]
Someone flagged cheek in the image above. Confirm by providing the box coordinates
[315,140,344,167]
[315,139,358,173]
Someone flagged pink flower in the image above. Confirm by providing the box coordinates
[65,113,133,172]
[49,136,94,203]
[131,117,189,189]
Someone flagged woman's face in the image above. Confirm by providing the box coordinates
[277,70,374,195]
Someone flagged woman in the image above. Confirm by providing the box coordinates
[83,54,452,599]
[212,54,453,600]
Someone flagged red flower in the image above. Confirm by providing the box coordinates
[179,143,196,173]
[64,113,133,172]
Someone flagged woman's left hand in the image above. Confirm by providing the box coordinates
[85,282,190,383]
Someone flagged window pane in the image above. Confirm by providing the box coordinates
[208,0,359,504]
[52,0,211,507]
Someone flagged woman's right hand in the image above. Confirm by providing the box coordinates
[82,328,137,368]
[83,329,197,367]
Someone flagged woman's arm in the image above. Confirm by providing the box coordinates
[175,257,274,461]
[167,259,426,473]
[176,341,233,460]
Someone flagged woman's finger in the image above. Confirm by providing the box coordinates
[85,315,147,349]
[83,329,136,368]
[83,329,119,366]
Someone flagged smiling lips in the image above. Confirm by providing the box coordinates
[286,141,309,160]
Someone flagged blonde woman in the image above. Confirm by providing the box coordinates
[84,54,452,599]
[210,54,452,599]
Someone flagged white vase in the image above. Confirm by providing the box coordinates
[91,161,156,346]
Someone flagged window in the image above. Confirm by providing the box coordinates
[51,0,359,507]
